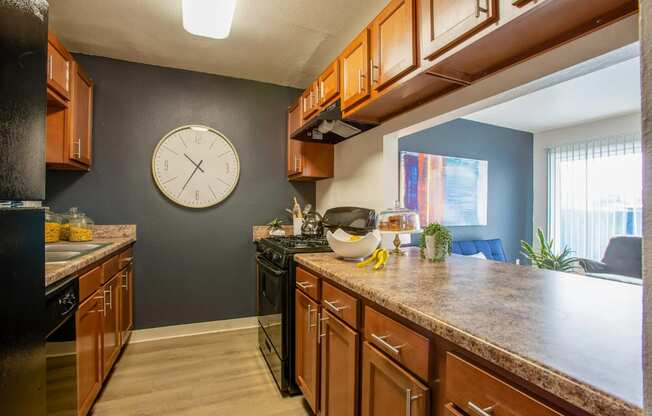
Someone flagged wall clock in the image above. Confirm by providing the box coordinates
[151,125,240,208]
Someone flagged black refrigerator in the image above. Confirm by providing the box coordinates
[0,0,49,415]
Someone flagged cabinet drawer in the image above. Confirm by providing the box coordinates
[296,267,320,301]
[79,266,102,302]
[119,246,134,270]
[322,281,358,329]
[446,353,564,416]
[101,255,119,284]
[364,306,430,381]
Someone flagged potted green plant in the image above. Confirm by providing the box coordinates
[521,228,578,272]
[420,223,452,262]
[267,218,285,236]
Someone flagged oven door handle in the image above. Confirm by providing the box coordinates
[256,255,286,276]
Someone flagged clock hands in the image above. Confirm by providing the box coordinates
[178,159,204,197]
[184,153,205,173]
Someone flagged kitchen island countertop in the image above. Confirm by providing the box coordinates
[294,248,642,416]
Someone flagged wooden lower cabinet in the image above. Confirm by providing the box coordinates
[320,309,359,416]
[76,291,103,416]
[120,263,134,346]
[295,289,320,413]
[361,341,429,416]
[101,273,121,380]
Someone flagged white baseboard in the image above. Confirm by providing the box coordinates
[129,316,258,344]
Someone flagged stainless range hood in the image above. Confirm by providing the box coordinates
[290,100,377,144]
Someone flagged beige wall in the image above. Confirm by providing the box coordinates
[533,112,642,236]
[316,16,639,214]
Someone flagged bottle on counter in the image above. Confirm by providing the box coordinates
[44,207,62,243]
[69,212,94,242]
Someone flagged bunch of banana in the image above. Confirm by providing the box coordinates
[357,248,389,270]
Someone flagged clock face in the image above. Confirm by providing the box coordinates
[152,125,240,208]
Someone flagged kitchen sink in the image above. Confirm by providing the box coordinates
[45,242,111,263]
[46,243,110,252]
[45,251,84,263]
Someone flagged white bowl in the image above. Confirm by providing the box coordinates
[326,229,381,260]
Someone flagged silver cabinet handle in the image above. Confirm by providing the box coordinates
[476,0,489,17]
[318,314,329,343]
[468,402,494,416]
[48,55,53,80]
[65,61,70,90]
[122,256,134,264]
[73,139,81,158]
[95,295,106,316]
[307,303,313,332]
[122,270,129,290]
[370,59,379,85]
[371,333,405,356]
[405,389,421,416]
[323,299,349,313]
[297,281,314,290]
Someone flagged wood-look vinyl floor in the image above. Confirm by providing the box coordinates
[90,328,312,416]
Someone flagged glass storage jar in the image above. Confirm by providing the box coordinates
[44,207,62,243]
[59,207,81,241]
[69,213,94,242]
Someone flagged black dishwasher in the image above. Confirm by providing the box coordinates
[46,276,79,416]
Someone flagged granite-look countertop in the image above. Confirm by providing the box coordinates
[45,225,136,287]
[294,248,642,416]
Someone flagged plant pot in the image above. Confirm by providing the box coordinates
[425,235,448,262]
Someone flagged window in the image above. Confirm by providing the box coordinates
[547,133,642,260]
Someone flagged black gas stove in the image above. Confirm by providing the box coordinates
[258,235,331,268]
[255,235,332,395]
[254,207,377,396]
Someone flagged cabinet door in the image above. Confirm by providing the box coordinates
[361,342,429,416]
[370,0,417,91]
[319,61,340,107]
[120,264,134,346]
[70,63,93,166]
[320,310,359,416]
[102,274,121,380]
[420,0,498,61]
[295,290,319,413]
[302,82,319,121]
[76,291,102,416]
[47,34,73,100]
[340,28,370,111]
[287,102,303,176]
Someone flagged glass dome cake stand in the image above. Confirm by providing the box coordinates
[377,201,421,256]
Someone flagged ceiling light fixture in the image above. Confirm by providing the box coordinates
[182,0,236,40]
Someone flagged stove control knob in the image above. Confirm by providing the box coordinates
[272,253,281,263]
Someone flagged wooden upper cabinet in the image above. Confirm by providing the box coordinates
[102,274,121,380]
[370,0,418,92]
[319,60,340,107]
[70,62,93,166]
[76,291,102,416]
[47,33,73,101]
[302,81,320,121]
[340,28,370,111]
[420,0,499,61]
[295,290,320,413]
[287,101,303,176]
[361,342,429,416]
[320,310,359,416]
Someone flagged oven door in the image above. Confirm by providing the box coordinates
[256,255,288,359]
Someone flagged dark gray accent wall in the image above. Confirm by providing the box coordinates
[399,118,533,262]
[46,55,314,329]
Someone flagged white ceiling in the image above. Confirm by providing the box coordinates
[464,57,641,133]
[48,0,387,89]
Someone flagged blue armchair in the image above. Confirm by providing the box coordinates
[452,239,507,262]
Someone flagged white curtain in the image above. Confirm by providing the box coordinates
[547,133,642,260]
